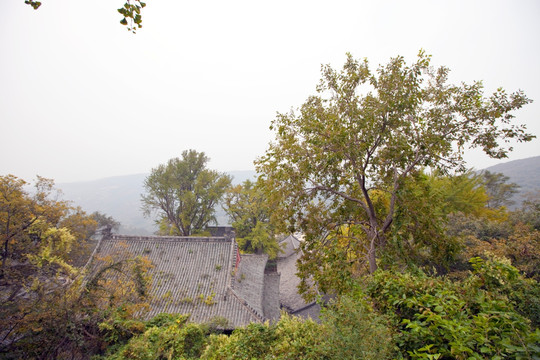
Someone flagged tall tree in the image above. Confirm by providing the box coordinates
[141,150,231,236]
[481,170,520,209]
[87,211,121,238]
[256,51,533,275]
[223,179,281,259]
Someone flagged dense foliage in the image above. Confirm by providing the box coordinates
[366,258,540,359]
[222,179,281,259]
[0,175,152,359]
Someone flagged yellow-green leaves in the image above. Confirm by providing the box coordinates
[27,220,76,274]
[117,0,147,33]
[24,0,41,10]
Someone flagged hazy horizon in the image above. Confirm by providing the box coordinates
[56,169,258,185]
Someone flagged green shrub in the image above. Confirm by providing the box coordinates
[319,295,396,359]
[104,315,207,360]
[145,313,189,328]
[365,260,540,359]
[470,255,540,328]
[98,312,146,345]
[202,316,324,360]
[202,322,276,359]
[262,315,324,359]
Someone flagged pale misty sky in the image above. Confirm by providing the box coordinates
[1,0,539,183]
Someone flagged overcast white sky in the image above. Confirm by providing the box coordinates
[1,0,539,183]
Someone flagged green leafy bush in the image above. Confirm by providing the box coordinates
[202,322,276,359]
[469,255,540,328]
[105,314,206,360]
[145,313,189,328]
[365,259,540,359]
[98,309,146,346]
[318,295,396,359]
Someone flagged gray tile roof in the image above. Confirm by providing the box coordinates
[278,234,301,258]
[276,234,322,321]
[277,248,309,312]
[88,233,318,327]
[89,235,265,328]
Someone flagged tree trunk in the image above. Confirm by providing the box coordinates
[367,245,377,273]
[367,230,378,273]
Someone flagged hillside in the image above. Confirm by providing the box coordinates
[484,155,540,206]
[485,156,540,194]
[57,170,256,235]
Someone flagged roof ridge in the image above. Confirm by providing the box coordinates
[82,235,105,272]
[289,301,318,315]
[110,234,231,242]
[225,237,237,292]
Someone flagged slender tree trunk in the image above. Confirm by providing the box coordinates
[2,214,11,268]
[1,238,8,269]
[367,229,378,273]
[368,247,377,273]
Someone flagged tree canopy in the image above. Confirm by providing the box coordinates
[223,180,281,259]
[0,175,94,272]
[141,150,231,236]
[0,175,154,358]
[256,51,534,275]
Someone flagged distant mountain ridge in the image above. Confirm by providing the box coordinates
[57,170,257,235]
[484,155,540,208]
[484,156,540,193]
